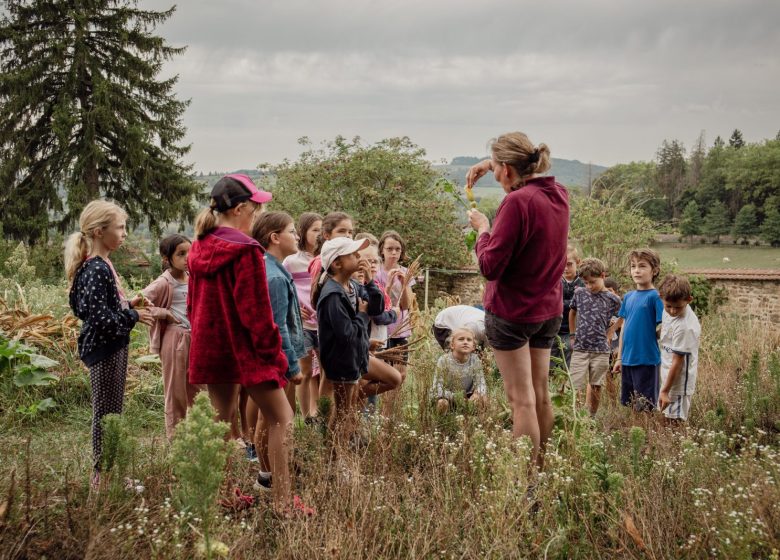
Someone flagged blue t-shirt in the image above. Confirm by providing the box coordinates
[618,289,663,366]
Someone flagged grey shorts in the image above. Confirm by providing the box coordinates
[485,312,562,351]
[303,329,318,354]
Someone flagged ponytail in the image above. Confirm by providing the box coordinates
[194,206,219,239]
[64,232,90,283]
[64,199,127,284]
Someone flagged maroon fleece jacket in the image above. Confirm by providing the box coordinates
[475,176,569,324]
[187,227,288,387]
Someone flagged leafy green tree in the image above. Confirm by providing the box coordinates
[729,129,745,149]
[266,136,470,268]
[732,204,759,241]
[702,200,731,242]
[761,197,780,247]
[679,200,702,241]
[569,196,657,285]
[0,0,200,243]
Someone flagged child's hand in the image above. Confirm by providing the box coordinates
[612,358,621,374]
[300,305,314,322]
[357,258,372,284]
[135,308,155,327]
[658,390,671,411]
[388,268,405,285]
[358,298,368,314]
[130,293,152,309]
[166,310,181,324]
[369,339,383,352]
[289,372,304,385]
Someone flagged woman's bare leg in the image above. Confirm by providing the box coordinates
[493,346,540,460]
[529,346,554,469]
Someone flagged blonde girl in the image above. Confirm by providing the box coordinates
[65,200,154,487]
[142,234,198,440]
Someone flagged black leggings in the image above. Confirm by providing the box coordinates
[88,346,129,470]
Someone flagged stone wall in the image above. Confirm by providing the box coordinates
[413,269,484,308]
[709,279,780,327]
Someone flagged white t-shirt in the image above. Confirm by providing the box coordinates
[434,305,486,345]
[659,306,700,396]
[169,277,191,330]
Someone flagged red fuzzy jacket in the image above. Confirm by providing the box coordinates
[187,227,288,387]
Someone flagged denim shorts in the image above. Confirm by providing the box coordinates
[303,329,319,354]
[485,312,562,351]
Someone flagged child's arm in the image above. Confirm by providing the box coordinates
[267,276,301,378]
[471,360,488,396]
[431,358,453,401]
[85,264,142,334]
[659,353,685,411]
[568,308,577,343]
[142,277,178,324]
[370,307,398,326]
[606,317,623,342]
[361,280,385,317]
[612,325,624,373]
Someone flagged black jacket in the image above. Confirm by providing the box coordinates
[317,278,383,378]
[69,257,139,366]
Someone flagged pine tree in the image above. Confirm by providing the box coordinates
[761,198,780,247]
[0,0,200,243]
[679,200,702,241]
[732,204,758,242]
[702,200,731,243]
[729,129,745,149]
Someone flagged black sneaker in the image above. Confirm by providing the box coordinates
[254,473,272,492]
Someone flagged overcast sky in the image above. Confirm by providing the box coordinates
[145,0,780,172]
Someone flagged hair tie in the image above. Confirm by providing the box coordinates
[527,149,540,164]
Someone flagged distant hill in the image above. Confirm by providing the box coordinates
[196,156,606,198]
[435,157,607,196]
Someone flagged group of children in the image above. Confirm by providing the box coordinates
[66,174,701,513]
[556,246,701,422]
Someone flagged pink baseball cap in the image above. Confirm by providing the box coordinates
[211,174,272,211]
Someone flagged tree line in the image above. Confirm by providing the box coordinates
[593,130,780,245]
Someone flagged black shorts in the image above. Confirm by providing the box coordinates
[485,312,562,351]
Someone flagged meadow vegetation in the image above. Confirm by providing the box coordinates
[0,241,778,559]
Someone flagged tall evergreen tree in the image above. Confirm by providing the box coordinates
[702,200,731,243]
[0,0,200,243]
[655,139,687,219]
[729,129,745,149]
[732,204,758,241]
[679,200,702,241]
[761,202,780,247]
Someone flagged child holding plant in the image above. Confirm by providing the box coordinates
[657,274,700,422]
[142,234,200,440]
[65,200,154,487]
[431,327,488,413]
[283,212,323,421]
[612,249,664,412]
[568,257,621,417]
[376,231,415,392]
[249,211,306,492]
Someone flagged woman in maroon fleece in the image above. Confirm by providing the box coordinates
[466,132,569,470]
[187,174,295,513]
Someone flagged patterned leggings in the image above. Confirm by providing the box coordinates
[88,346,129,470]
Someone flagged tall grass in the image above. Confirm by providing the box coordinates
[0,291,778,559]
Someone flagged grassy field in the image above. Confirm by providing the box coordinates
[1,279,779,559]
[654,242,780,270]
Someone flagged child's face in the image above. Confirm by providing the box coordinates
[582,273,605,294]
[606,286,620,298]
[326,219,353,240]
[305,220,322,252]
[168,241,191,273]
[450,330,476,354]
[277,221,299,258]
[563,253,578,280]
[97,216,127,252]
[381,237,403,266]
[629,257,656,287]
[360,245,381,278]
[334,251,361,276]
[662,297,691,318]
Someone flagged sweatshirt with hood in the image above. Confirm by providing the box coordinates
[187,227,288,387]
